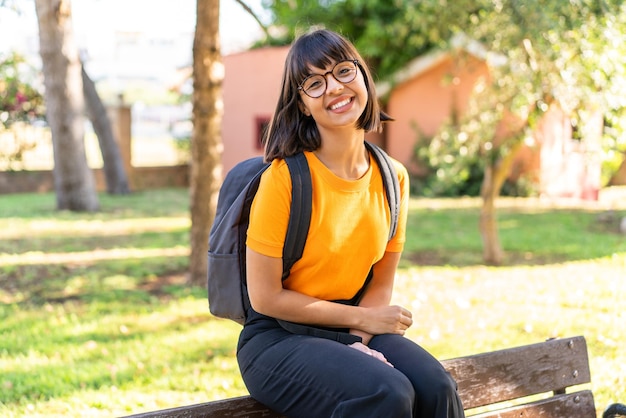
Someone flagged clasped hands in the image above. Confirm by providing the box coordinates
[348,304,413,367]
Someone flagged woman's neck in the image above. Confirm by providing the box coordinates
[314,129,369,180]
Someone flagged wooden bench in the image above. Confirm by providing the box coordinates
[125,336,624,418]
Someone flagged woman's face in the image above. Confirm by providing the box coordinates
[298,59,369,135]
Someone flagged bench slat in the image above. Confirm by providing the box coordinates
[469,390,596,418]
[442,336,591,410]
[124,395,284,418]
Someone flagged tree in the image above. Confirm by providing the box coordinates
[81,63,130,195]
[258,0,445,75]
[189,0,223,286]
[260,0,626,264]
[427,1,626,263]
[34,0,99,211]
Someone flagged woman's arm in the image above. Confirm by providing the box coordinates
[246,247,412,336]
[349,251,411,345]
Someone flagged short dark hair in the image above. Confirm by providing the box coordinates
[264,29,390,161]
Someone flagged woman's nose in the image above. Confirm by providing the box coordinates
[324,73,344,94]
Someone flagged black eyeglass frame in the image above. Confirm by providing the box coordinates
[297,59,360,98]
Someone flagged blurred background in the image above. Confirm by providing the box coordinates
[1,1,625,417]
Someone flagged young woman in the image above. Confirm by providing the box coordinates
[237,28,465,418]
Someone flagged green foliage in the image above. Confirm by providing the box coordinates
[499,175,539,198]
[261,0,440,76]
[0,51,47,170]
[0,51,45,129]
[411,119,487,197]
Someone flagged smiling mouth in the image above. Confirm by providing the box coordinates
[329,97,352,110]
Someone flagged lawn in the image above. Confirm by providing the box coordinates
[1,188,625,417]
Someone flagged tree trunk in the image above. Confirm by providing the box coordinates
[479,141,525,265]
[479,164,503,265]
[189,0,223,286]
[609,152,626,186]
[35,0,99,211]
[81,64,130,195]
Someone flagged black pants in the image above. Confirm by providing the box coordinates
[237,316,465,418]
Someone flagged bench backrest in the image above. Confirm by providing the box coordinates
[445,335,595,417]
[124,336,595,418]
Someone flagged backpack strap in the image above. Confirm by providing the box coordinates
[365,141,400,241]
[282,152,312,280]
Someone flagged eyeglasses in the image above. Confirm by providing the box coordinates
[298,60,359,98]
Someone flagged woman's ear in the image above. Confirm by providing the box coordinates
[298,100,311,117]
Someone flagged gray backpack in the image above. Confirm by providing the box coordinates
[207,142,400,324]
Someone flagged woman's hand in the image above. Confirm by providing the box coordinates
[348,342,394,367]
[359,305,413,336]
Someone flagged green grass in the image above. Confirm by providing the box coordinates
[1,188,625,417]
[403,197,626,265]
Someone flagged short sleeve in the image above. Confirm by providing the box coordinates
[246,159,292,258]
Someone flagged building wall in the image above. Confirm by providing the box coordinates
[221,46,290,175]
[382,51,601,200]
[535,106,603,199]
[385,53,487,172]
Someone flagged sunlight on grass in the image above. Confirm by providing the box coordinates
[0,247,189,268]
[0,217,190,241]
[391,256,626,417]
[0,294,247,417]
[1,188,625,417]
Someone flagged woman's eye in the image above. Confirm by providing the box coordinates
[307,79,323,90]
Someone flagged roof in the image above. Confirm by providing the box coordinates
[376,33,505,98]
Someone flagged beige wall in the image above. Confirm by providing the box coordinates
[0,165,189,194]
[222,46,290,175]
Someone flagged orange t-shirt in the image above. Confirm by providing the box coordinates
[246,150,409,301]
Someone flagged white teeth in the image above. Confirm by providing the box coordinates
[330,98,351,110]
